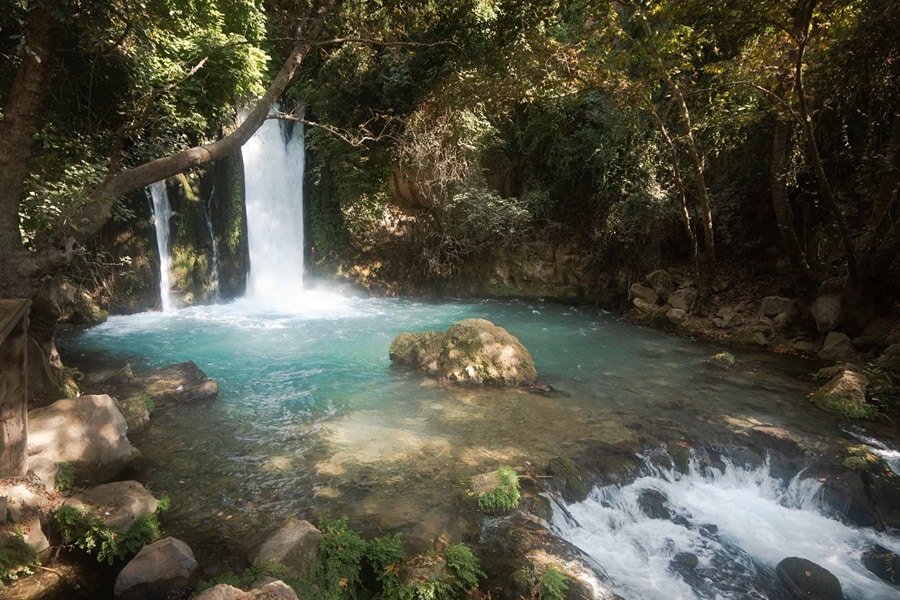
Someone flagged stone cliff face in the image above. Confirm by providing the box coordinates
[81,157,250,314]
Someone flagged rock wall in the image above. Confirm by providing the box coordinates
[78,158,249,314]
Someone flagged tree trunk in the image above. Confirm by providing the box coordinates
[791,2,859,286]
[855,115,900,290]
[0,0,337,302]
[632,5,716,275]
[770,118,815,296]
[0,5,64,300]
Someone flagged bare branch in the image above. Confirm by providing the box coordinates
[274,110,401,147]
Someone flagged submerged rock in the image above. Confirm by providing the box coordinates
[390,318,538,386]
[776,557,843,600]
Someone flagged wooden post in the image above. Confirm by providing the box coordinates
[0,299,30,477]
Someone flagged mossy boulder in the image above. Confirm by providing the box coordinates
[390,319,538,386]
[810,369,874,419]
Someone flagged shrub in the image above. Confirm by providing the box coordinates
[539,567,569,600]
[0,531,39,587]
[443,543,484,591]
[54,504,162,564]
[55,461,77,491]
[477,466,521,513]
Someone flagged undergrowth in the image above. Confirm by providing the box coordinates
[0,530,39,587]
[195,518,485,599]
[54,498,167,564]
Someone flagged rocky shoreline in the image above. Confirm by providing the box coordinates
[3,291,900,599]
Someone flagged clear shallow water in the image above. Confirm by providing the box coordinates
[59,294,898,594]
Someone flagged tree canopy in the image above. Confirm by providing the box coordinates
[1,0,898,303]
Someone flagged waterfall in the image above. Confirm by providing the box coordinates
[148,180,175,313]
[551,455,899,600]
[203,183,221,303]
[240,112,306,306]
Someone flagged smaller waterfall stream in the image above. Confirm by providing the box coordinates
[148,180,174,313]
[551,456,899,600]
[203,183,221,303]
[241,112,306,307]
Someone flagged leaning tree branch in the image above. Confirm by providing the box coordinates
[66,0,338,245]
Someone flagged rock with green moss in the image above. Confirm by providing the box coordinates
[390,319,538,386]
[470,466,521,513]
[547,457,589,503]
[810,369,875,419]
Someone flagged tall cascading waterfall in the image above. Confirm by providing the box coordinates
[240,112,306,306]
[148,180,175,312]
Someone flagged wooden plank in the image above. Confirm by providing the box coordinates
[0,298,29,477]
[0,299,30,343]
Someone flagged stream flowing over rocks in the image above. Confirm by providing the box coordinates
[4,295,894,599]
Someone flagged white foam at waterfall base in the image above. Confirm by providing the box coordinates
[241,113,306,309]
[551,457,900,600]
[148,180,175,313]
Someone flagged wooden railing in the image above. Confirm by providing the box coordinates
[0,299,30,478]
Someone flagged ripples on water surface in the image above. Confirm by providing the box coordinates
[61,295,898,597]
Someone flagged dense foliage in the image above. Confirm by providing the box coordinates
[2,0,898,303]
[193,517,485,599]
[298,0,899,299]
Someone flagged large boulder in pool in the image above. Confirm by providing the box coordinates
[390,318,538,386]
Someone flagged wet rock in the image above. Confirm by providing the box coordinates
[637,489,671,520]
[390,318,538,386]
[671,551,699,571]
[114,537,198,600]
[861,545,900,585]
[818,332,859,364]
[645,269,674,301]
[729,331,768,347]
[254,519,321,578]
[129,361,219,405]
[811,293,843,333]
[707,352,735,369]
[758,296,794,318]
[776,557,843,600]
[668,288,698,312]
[389,331,441,372]
[547,457,589,503]
[630,283,659,305]
[120,396,151,434]
[810,369,872,419]
[860,466,900,530]
[27,394,138,487]
[819,472,881,528]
